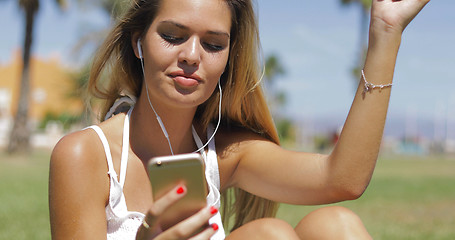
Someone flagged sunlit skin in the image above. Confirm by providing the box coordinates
[49,0,430,239]
[135,0,230,110]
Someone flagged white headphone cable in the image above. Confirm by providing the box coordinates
[140,57,175,155]
[193,81,222,154]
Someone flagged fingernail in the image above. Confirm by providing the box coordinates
[176,186,185,194]
[210,206,218,215]
[211,223,219,231]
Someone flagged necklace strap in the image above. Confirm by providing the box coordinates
[119,107,133,187]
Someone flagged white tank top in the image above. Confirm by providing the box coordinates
[86,108,225,239]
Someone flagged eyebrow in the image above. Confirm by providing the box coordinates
[159,20,230,39]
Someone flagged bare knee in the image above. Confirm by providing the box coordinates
[295,206,372,240]
[228,218,299,240]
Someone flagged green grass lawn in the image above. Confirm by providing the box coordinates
[0,151,51,240]
[0,151,454,239]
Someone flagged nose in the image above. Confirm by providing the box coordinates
[178,37,201,66]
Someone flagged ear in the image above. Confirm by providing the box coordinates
[131,33,142,59]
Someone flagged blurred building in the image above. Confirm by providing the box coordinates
[0,50,83,148]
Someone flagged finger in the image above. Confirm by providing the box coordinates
[188,224,219,240]
[137,185,187,239]
[174,206,219,237]
[152,184,187,216]
[159,205,219,239]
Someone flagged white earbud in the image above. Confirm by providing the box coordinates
[137,38,143,59]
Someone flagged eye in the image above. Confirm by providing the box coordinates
[160,33,185,45]
[203,42,226,52]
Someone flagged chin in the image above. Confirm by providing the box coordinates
[167,92,208,109]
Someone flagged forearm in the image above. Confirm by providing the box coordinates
[327,24,402,197]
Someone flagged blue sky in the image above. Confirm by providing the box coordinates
[1,0,454,137]
[257,1,455,120]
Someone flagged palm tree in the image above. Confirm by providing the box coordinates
[263,54,295,143]
[7,0,66,154]
[264,54,286,107]
[68,64,93,127]
[340,0,372,83]
[68,0,127,126]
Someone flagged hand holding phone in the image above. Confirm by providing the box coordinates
[147,153,208,230]
[136,185,219,240]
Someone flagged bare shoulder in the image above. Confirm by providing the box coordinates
[49,126,110,205]
[51,127,105,174]
[50,113,124,173]
[49,127,109,238]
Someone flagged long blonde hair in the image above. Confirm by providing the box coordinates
[88,0,280,232]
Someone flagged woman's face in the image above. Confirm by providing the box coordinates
[135,0,231,110]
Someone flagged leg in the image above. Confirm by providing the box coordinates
[295,206,372,240]
[227,218,300,240]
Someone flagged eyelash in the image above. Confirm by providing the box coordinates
[203,43,224,52]
[161,33,184,45]
[160,33,224,52]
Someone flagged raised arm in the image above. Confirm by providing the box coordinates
[229,0,430,205]
[326,0,430,198]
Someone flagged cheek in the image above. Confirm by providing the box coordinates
[147,42,174,70]
[143,31,178,70]
[207,51,229,80]
[203,54,228,99]
[203,58,226,99]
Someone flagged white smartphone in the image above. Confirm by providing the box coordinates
[147,153,208,230]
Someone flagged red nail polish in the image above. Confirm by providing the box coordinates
[210,206,218,215]
[176,187,185,194]
[211,223,219,231]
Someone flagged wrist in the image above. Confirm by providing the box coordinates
[367,20,402,58]
[369,17,403,45]
[363,21,402,86]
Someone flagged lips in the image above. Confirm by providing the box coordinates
[169,71,202,88]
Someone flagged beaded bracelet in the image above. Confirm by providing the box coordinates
[361,69,393,93]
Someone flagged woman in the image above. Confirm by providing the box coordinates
[49,0,430,239]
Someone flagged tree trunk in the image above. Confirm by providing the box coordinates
[7,7,36,154]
